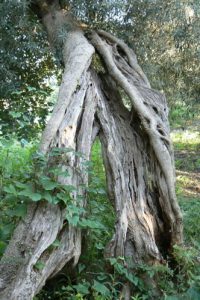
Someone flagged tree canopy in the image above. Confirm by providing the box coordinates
[1,0,199,137]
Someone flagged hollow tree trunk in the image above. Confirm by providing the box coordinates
[0,1,183,299]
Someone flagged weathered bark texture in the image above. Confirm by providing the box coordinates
[96,74,177,262]
[90,32,183,262]
[0,2,183,299]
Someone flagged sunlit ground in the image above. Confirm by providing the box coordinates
[171,129,200,199]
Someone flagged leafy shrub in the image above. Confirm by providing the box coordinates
[0,136,37,254]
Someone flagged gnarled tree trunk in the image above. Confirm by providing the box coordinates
[0,1,183,299]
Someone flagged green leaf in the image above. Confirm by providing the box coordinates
[43,192,54,203]
[109,258,117,265]
[78,263,86,274]
[41,178,58,191]
[18,189,31,197]
[97,188,106,195]
[79,219,105,229]
[56,192,69,203]
[11,90,23,95]
[62,184,76,192]
[95,243,104,250]
[34,261,45,271]
[7,204,27,217]
[4,184,17,195]
[183,287,200,300]
[81,160,93,168]
[14,181,27,189]
[62,286,74,292]
[97,274,107,281]
[68,205,85,215]
[49,167,69,177]
[126,273,139,286]
[0,224,15,238]
[19,189,41,201]
[92,280,110,297]
[27,86,36,92]
[20,139,29,147]
[9,111,22,118]
[73,283,90,295]
[30,193,42,201]
[66,215,79,226]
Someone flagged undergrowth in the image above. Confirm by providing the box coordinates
[0,131,199,299]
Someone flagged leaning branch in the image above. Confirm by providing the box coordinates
[40,30,94,154]
[97,30,151,88]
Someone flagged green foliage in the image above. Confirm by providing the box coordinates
[172,130,200,152]
[0,134,200,299]
[37,135,200,299]
[173,245,200,289]
[34,260,46,271]
[169,126,200,299]
[1,0,199,138]
[37,247,200,299]
[180,199,200,244]
[123,0,200,112]
[69,0,200,118]
[0,138,113,258]
[80,141,115,263]
[169,102,200,128]
[0,136,37,253]
[0,0,57,138]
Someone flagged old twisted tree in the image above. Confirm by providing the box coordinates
[0,0,183,299]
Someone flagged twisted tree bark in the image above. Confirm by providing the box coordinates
[0,1,183,299]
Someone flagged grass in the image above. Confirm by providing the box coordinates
[169,102,200,130]
[171,129,200,198]
[171,123,200,250]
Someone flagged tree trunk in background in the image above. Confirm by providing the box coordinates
[0,1,183,299]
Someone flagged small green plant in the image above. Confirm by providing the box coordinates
[180,199,200,244]
[173,245,200,292]
[0,137,115,261]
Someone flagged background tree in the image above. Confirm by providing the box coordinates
[0,0,56,137]
[1,0,199,136]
